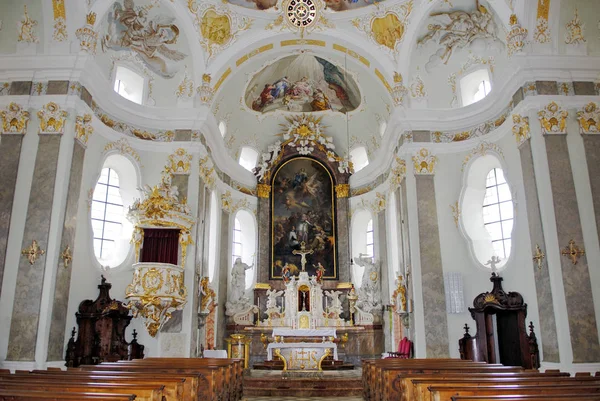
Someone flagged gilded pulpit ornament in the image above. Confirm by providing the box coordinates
[538,102,568,134]
[512,114,530,145]
[61,245,72,268]
[334,184,349,198]
[76,12,98,54]
[561,240,585,265]
[21,240,45,265]
[1,103,30,134]
[532,244,545,270]
[577,102,600,134]
[38,102,68,134]
[257,183,271,199]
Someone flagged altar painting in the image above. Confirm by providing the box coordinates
[271,158,337,280]
[245,54,360,114]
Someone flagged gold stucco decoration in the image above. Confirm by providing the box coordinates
[166,148,193,175]
[512,114,530,145]
[577,102,600,134]
[21,240,45,265]
[533,0,550,44]
[335,184,350,198]
[104,138,142,165]
[61,245,72,268]
[565,8,586,46]
[412,148,437,175]
[266,0,332,38]
[76,12,99,54]
[199,155,216,189]
[17,5,39,44]
[389,156,406,191]
[391,72,408,106]
[462,142,504,171]
[52,0,68,42]
[221,190,250,214]
[561,240,585,265]
[37,102,68,134]
[532,244,545,270]
[538,102,568,134]
[199,276,217,313]
[75,114,93,145]
[1,103,30,134]
[257,183,271,199]
[506,14,528,57]
[450,201,460,228]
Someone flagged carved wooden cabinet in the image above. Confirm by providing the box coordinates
[65,276,144,367]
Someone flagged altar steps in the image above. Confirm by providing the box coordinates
[253,358,354,371]
[243,370,363,398]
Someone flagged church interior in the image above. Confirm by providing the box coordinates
[1,0,600,399]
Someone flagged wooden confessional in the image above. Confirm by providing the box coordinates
[459,273,540,369]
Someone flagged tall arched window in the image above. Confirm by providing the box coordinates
[351,209,374,288]
[91,154,139,268]
[232,210,256,289]
[366,219,374,259]
[483,168,513,260]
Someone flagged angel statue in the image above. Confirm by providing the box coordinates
[266,288,284,312]
[354,254,382,313]
[101,0,187,78]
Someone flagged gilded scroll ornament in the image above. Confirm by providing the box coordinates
[104,139,142,164]
[389,157,407,191]
[21,240,45,265]
[412,148,437,175]
[506,14,528,57]
[76,12,98,54]
[199,155,216,189]
[257,184,271,199]
[565,8,586,45]
[17,5,39,44]
[61,245,72,268]
[176,66,194,99]
[1,103,30,134]
[221,191,250,214]
[391,72,408,106]
[75,114,93,145]
[561,240,585,265]
[166,148,193,175]
[577,102,599,134]
[512,114,531,145]
[199,276,217,314]
[52,0,67,42]
[461,142,504,171]
[538,102,568,134]
[532,244,545,270]
[334,184,350,199]
[533,0,550,44]
[450,201,460,228]
[410,75,426,98]
[198,74,214,105]
[38,102,68,134]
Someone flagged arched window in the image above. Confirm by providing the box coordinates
[91,154,139,268]
[351,209,374,288]
[113,65,145,105]
[460,155,514,270]
[232,210,256,289]
[239,147,259,172]
[460,69,492,107]
[366,219,374,259]
[350,146,369,173]
[208,191,219,283]
[379,121,387,137]
[219,121,227,137]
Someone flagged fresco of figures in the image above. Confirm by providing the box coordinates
[101,0,187,78]
[271,158,337,280]
[245,54,360,114]
[228,0,383,11]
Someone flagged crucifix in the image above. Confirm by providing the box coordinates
[561,239,585,265]
[532,244,545,270]
[292,241,314,272]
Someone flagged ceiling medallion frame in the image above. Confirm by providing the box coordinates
[282,0,326,38]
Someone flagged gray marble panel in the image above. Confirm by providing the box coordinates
[257,198,270,283]
[535,81,558,95]
[161,311,183,333]
[191,181,206,356]
[545,135,600,362]
[412,131,431,143]
[415,176,449,358]
[80,87,93,108]
[0,135,24,295]
[175,130,192,142]
[512,87,524,107]
[582,135,600,268]
[9,81,32,95]
[171,175,189,204]
[7,134,62,361]
[47,142,85,361]
[216,210,230,349]
[573,82,596,96]
[519,140,559,362]
[46,81,69,95]
[336,197,350,283]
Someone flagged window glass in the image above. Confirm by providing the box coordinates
[113,66,144,105]
[460,69,492,106]
[482,168,514,260]
[92,168,124,261]
[366,219,374,260]
[350,146,369,173]
[239,147,259,172]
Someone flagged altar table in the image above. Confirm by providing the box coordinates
[267,341,338,361]
[272,328,337,338]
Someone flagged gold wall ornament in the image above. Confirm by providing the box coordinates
[450,201,460,228]
[391,72,408,106]
[577,102,600,134]
[125,263,188,337]
[166,148,193,175]
[412,148,437,175]
[533,0,550,44]
[448,55,495,108]
[1,103,30,134]
[462,142,504,171]
[198,73,214,105]
[37,102,68,134]
[199,155,216,189]
[75,114,93,145]
[76,12,98,54]
[61,245,72,268]
[221,190,250,214]
[391,275,407,313]
[104,138,142,164]
[193,4,252,62]
[17,5,39,44]
[565,8,586,45]
[532,244,545,270]
[130,227,144,262]
[361,192,387,214]
[52,0,67,42]
[512,114,531,145]
[410,75,426,98]
[199,276,217,313]
[561,240,585,265]
[257,183,271,199]
[352,1,413,56]
[176,66,194,99]
[389,157,406,191]
[538,102,568,134]
[334,184,350,199]
[21,240,45,265]
[507,14,528,57]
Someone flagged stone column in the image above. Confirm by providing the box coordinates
[7,103,67,361]
[336,190,351,283]
[537,102,600,362]
[256,184,270,283]
[191,180,206,356]
[46,134,87,362]
[579,103,600,259]
[0,129,27,293]
[216,207,230,349]
[513,114,560,362]
[412,148,449,358]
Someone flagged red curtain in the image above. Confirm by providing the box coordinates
[140,228,180,265]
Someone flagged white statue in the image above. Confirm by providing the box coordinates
[266,288,284,312]
[229,257,253,303]
[354,254,382,314]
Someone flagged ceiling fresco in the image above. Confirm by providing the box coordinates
[227,0,385,12]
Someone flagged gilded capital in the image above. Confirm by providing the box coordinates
[1,103,30,134]
[538,102,568,134]
[512,114,530,145]
[577,102,599,134]
[335,184,350,198]
[257,183,271,199]
[38,102,68,134]
[412,148,437,175]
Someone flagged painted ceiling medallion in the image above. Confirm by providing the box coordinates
[286,0,317,28]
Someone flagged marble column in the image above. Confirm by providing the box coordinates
[540,106,600,362]
[413,150,449,357]
[257,191,270,283]
[192,180,206,356]
[336,196,351,283]
[7,134,62,361]
[46,140,86,361]
[0,134,25,295]
[216,208,230,349]
[516,129,560,362]
[581,134,600,255]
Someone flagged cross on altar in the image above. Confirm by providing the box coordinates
[293,241,314,272]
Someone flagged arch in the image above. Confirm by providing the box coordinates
[232,209,257,290]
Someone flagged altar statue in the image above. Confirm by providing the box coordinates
[266,288,284,313]
[354,254,382,314]
[230,258,253,303]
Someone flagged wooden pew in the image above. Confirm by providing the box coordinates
[429,384,600,401]
[0,388,137,400]
[0,381,164,401]
[451,394,600,401]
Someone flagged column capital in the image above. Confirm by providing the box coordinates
[538,101,568,135]
[512,114,531,146]
[577,102,600,134]
[412,148,437,175]
[1,102,30,135]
